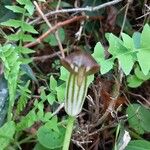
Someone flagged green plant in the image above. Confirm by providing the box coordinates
[0,0,149,149]
[16,80,31,115]
[126,103,150,134]
[0,0,38,149]
[0,0,37,122]
[92,24,150,77]
[61,51,99,150]
[92,24,150,150]
[0,44,21,121]
[127,66,150,88]
[125,140,150,150]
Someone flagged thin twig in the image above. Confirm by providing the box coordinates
[25,16,86,48]
[54,0,65,58]
[128,92,150,106]
[74,1,85,41]
[33,1,65,58]
[145,4,150,10]
[32,51,62,61]
[72,139,92,150]
[55,31,65,57]
[30,0,123,25]
[51,103,64,117]
[89,122,118,136]
[33,1,52,28]
[119,0,132,36]
[75,20,85,41]
[136,12,150,19]
[136,4,150,20]
[92,100,115,127]
[93,77,120,128]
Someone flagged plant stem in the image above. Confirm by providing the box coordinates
[62,116,75,150]
[18,134,36,145]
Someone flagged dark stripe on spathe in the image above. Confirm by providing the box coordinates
[81,75,87,107]
[66,73,72,109]
[69,74,75,115]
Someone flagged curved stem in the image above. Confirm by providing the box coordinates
[62,116,75,150]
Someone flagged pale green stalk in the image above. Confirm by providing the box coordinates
[62,116,75,150]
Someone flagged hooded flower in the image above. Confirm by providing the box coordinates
[61,51,99,116]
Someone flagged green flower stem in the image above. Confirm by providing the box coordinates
[62,116,75,150]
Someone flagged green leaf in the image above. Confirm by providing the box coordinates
[134,66,150,81]
[5,5,25,13]
[37,125,65,149]
[100,58,114,74]
[92,42,114,74]
[126,104,144,134]
[125,140,150,150]
[121,33,133,49]
[0,44,21,117]
[20,58,32,64]
[127,66,150,88]
[1,19,21,28]
[117,53,134,75]
[0,121,15,149]
[141,24,150,48]
[8,33,35,42]
[44,28,65,46]
[16,81,31,115]
[45,117,58,132]
[40,89,47,101]
[107,33,123,56]
[37,102,44,119]
[8,32,35,42]
[138,107,150,132]
[37,110,44,120]
[24,1,34,15]
[44,112,52,121]
[34,142,62,150]
[132,32,141,49]
[50,76,57,91]
[20,64,38,82]
[92,42,105,64]
[16,110,37,131]
[22,34,35,42]
[106,33,137,75]
[47,93,56,105]
[17,0,34,15]
[87,75,94,86]
[7,34,20,41]
[137,24,150,75]
[34,143,51,150]
[56,83,66,102]
[16,46,34,54]
[59,67,69,81]
[34,143,62,150]
[137,48,150,75]
[22,22,38,34]
[126,104,150,134]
